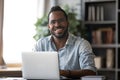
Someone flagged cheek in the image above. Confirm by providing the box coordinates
[48,25,53,31]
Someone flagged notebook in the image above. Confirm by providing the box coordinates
[81,76,105,80]
[21,51,60,79]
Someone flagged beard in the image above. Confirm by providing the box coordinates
[50,26,68,39]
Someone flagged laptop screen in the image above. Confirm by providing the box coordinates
[21,51,60,79]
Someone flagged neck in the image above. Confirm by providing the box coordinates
[52,33,68,51]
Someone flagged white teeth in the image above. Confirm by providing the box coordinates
[55,28,62,31]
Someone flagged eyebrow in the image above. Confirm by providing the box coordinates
[49,18,66,23]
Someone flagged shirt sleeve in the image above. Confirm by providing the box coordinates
[79,39,97,72]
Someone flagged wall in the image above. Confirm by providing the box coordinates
[44,0,82,20]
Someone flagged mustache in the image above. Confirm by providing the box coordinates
[54,26,64,30]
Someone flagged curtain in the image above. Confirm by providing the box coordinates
[0,0,5,66]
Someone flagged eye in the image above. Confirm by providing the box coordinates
[50,20,56,24]
[58,18,65,23]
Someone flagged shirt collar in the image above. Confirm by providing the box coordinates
[47,33,77,46]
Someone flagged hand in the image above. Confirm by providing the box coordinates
[60,70,70,77]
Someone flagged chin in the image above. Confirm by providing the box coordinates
[55,34,64,38]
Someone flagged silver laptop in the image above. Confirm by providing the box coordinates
[21,51,60,79]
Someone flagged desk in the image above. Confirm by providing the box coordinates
[0,77,24,80]
[0,67,22,77]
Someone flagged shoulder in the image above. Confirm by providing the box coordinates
[37,35,51,43]
[70,34,92,50]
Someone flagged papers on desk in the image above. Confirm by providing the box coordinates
[81,76,105,80]
[0,77,25,80]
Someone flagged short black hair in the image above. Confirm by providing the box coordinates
[48,6,68,22]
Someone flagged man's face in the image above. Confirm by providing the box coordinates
[48,11,69,38]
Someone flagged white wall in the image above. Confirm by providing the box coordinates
[58,0,82,19]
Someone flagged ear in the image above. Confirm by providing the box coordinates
[48,24,50,30]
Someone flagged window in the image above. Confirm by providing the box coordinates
[3,0,44,63]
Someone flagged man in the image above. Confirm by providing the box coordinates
[33,6,96,79]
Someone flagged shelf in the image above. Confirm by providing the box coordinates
[85,21,116,24]
[92,44,117,48]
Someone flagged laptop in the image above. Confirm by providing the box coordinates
[21,51,60,79]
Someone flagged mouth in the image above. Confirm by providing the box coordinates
[54,27,64,31]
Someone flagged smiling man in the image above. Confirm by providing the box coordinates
[33,6,97,79]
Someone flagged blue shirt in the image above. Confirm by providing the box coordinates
[33,33,96,72]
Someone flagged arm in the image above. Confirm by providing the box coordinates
[60,69,96,79]
[60,40,97,79]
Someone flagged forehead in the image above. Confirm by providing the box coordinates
[49,11,65,20]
